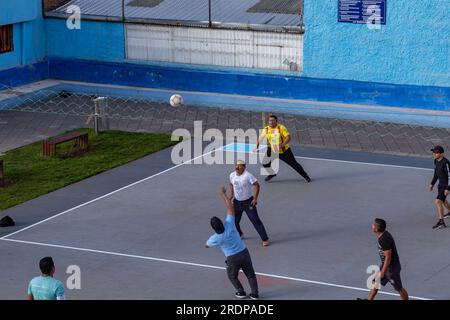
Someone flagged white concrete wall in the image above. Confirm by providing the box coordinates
[126,24,303,72]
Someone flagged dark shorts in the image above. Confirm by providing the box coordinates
[437,186,448,202]
[379,265,403,291]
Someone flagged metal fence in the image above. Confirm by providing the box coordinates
[0,85,270,141]
[0,86,177,122]
[43,0,304,33]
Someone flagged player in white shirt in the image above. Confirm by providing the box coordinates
[229,160,269,247]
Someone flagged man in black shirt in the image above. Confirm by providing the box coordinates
[429,146,450,230]
[367,218,409,300]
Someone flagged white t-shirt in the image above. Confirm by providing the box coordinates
[230,170,257,201]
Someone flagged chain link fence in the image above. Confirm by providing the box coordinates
[0,86,180,122]
[2,84,450,157]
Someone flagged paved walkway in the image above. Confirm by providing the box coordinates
[1,102,449,157]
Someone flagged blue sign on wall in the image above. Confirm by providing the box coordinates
[338,0,386,25]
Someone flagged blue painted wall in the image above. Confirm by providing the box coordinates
[0,60,48,88]
[1,1,448,114]
[303,0,450,87]
[0,0,46,72]
[46,19,125,62]
[48,58,450,110]
[0,0,38,25]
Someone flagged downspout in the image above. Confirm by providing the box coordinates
[122,0,126,60]
[21,23,25,66]
[300,0,305,34]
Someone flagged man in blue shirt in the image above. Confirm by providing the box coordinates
[206,186,259,300]
[27,257,65,300]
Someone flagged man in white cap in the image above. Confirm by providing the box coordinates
[229,160,269,247]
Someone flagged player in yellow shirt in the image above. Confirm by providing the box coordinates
[254,114,311,182]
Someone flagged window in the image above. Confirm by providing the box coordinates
[0,25,13,54]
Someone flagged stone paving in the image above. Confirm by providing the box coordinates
[1,100,449,157]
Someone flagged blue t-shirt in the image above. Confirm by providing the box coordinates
[207,215,245,257]
[27,276,65,300]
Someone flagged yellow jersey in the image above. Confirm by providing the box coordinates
[260,124,290,154]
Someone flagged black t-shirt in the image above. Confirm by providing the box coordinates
[431,157,450,187]
[378,231,400,268]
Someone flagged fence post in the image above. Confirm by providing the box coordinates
[208,0,212,27]
[122,0,125,22]
[93,97,105,134]
[101,98,110,131]
[300,0,304,31]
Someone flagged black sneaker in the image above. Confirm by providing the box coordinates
[356,298,367,300]
[264,174,276,182]
[235,291,246,299]
[432,220,446,230]
[444,212,450,219]
[249,293,259,300]
[305,177,312,183]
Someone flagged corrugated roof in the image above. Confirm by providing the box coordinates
[128,0,164,7]
[248,0,301,14]
[51,0,302,26]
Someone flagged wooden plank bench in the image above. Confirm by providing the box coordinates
[42,132,89,156]
[0,159,6,187]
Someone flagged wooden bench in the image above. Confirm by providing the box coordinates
[42,132,89,156]
[0,159,6,187]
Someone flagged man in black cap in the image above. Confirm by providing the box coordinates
[429,146,450,229]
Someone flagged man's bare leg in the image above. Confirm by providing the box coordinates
[436,199,445,219]
[368,286,378,300]
[398,288,409,300]
[444,200,450,212]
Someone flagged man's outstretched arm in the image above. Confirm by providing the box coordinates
[219,186,234,215]
[254,130,266,152]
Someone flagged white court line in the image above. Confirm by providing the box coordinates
[0,143,235,240]
[0,142,434,300]
[0,238,431,300]
[295,155,433,171]
[231,149,433,171]
[1,144,431,240]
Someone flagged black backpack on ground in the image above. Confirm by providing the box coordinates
[0,216,15,227]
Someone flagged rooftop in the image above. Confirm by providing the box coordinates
[47,0,302,27]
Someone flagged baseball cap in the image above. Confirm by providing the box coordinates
[430,146,444,153]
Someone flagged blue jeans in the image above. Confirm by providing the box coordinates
[233,197,269,241]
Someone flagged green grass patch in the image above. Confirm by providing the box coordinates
[0,129,178,211]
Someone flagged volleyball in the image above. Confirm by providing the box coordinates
[170,94,183,107]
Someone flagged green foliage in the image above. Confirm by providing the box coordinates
[0,129,177,211]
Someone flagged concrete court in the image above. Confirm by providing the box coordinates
[0,143,449,300]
